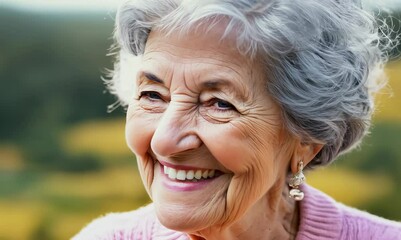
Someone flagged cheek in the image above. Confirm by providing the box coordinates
[126,105,160,195]
[125,104,158,156]
[203,120,279,175]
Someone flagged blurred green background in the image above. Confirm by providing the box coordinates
[0,2,401,240]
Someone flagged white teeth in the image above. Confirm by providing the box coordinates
[176,170,186,180]
[194,170,202,180]
[168,168,177,180]
[186,170,194,180]
[202,170,209,179]
[163,165,216,181]
[208,169,215,178]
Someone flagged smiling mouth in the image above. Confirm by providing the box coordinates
[157,161,223,182]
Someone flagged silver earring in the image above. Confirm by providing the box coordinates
[289,160,305,201]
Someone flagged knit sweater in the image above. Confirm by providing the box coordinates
[73,184,401,239]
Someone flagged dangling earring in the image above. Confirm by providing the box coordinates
[289,160,305,201]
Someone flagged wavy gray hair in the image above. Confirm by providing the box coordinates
[107,0,393,168]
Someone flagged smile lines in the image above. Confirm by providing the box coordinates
[163,165,216,181]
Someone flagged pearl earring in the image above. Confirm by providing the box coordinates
[289,160,305,201]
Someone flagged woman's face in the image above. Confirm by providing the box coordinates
[125,25,297,232]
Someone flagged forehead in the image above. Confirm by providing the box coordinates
[143,22,252,69]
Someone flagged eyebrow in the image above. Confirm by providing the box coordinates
[143,71,164,84]
[202,79,247,101]
[202,79,231,89]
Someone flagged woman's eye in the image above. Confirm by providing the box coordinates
[211,98,236,111]
[139,91,163,101]
[216,100,233,109]
[138,90,167,113]
[200,97,240,123]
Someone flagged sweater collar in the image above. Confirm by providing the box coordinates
[296,184,343,240]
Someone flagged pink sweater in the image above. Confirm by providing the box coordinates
[73,184,401,239]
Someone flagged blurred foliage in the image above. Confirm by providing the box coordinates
[62,119,131,160]
[0,10,117,137]
[0,7,123,172]
[0,6,400,240]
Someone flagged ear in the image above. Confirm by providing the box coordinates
[290,141,323,174]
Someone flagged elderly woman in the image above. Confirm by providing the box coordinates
[74,0,401,239]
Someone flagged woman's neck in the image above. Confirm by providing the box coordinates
[189,180,299,240]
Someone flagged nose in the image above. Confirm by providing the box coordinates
[151,103,202,157]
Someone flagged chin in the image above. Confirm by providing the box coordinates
[153,202,224,233]
[155,208,201,232]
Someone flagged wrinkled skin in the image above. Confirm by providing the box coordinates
[125,23,320,239]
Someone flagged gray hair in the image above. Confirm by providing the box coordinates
[107,0,395,168]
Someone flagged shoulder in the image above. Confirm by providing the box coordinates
[338,203,401,240]
[72,204,188,240]
[297,184,401,240]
